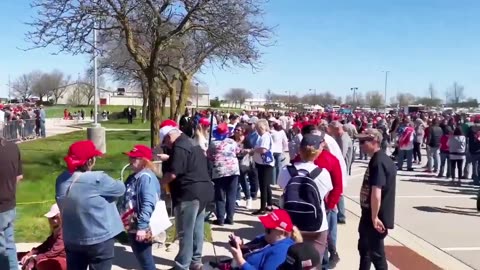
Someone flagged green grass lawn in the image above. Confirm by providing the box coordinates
[16,130,211,242]
[79,118,150,129]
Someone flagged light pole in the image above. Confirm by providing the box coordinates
[383,71,389,105]
[93,26,99,127]
[195,83,199,109]
[350,87,358,106]
[309,88,317,105]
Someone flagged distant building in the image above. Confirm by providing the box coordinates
[55,83,210,107]
[221,98,268,110]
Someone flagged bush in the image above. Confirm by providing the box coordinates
[36,100,54,106]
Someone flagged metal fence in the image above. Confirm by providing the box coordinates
[1,119,38,142]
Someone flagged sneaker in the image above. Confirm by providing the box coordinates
[246,199,253,209]
[329,252,340,268]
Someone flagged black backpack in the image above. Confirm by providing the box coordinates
[283,165,324,232]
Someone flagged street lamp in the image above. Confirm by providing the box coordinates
[195,83,199,109]
[350,87,358,106]
[93,25,99,127]
[285,90,291,108]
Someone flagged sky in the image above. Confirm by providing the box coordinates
[1,0,480,102]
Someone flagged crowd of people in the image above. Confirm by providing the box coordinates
[0,103,46,140]
[2,105,479,270]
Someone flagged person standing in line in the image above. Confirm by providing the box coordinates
[250,119,275,215]
[449,127,467,185]
[159,125,214,270]
[0,134,23,270]
[425,118,443,173]
[56,140,125,270]
[328,121,352,225]
[357,129,396,270]
[39,105,46,138]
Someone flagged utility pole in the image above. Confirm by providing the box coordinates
[93,26,99,127]
[383,71,389,105]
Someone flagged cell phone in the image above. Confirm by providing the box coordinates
[228,235,237,247]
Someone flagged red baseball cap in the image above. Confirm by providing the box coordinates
[259,209,293,233]
[64,140,103,173]
[159,119,178,128]
[199,118,210,127]
[124,144,153,161]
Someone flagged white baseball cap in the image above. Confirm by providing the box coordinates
[44,203,60,218]
[159,126,181,143]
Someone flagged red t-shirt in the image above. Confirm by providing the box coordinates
[291,150,343,210]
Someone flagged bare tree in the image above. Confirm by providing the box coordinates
[67,85,87,106]
[447,82,465,108]
[427,83,436,100]
[77,69,106,105]
[364,91,385,109]
[345,94,354,105]
[31,70,69,102]
[25,0,273,145]
[395,92,416,107]
[12,71,41,100]
[225,88,253,108]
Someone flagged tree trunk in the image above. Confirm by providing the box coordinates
[148,78,162,147]
[141,85,148,123]
[161,93,168,118]
[169,86,176,120]
[174,76,191,121]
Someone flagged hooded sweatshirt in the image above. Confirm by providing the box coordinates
[448,135,466,160]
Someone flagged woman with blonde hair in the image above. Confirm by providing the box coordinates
[194,118,210,153]
[228,209,302,270]
[119,145,161,270]
[250,119,275,215]
[278,134,332,266]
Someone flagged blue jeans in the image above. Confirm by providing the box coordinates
[427,146,440,172]
[397,149,413,170]
[273,153,282,185]
[337,196,346,222]
[40,120,46,138]
[0,208,17,270]
[237,172,251,200]
[439,152,451,177]
[65,237,115,270]
[471,153,480,184]
[129,234,156,270]
[174,200,206,270]
[322,210,338,268]
[213,176,238,223]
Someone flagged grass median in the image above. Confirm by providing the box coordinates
[15,130,212,243]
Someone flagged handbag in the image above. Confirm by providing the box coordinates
[239,154,252,172]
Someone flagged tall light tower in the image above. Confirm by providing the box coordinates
[350,87,358,106]
[383,71,389,105]
[93,26,99,127]
[309,88,317,105]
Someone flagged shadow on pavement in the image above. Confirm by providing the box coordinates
[401,178,454,186]
[413,206,480,217]
[433,187,478,196]
[113,245,174,269]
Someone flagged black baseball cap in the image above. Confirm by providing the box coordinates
[277,243,320,270]
[300,133,325,149]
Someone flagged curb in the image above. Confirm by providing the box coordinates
[344,196,475,270]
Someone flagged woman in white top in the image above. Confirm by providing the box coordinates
[271,122,288,185]
[277,133,333,265]
[249,119,275,215]
[448,126,466,185]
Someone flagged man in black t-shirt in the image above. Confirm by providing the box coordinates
[356,129,396,270]
[159,125,214,270]
[0,136,23,269]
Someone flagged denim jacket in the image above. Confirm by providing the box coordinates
[119,169,161,231]
[55,170,126,246]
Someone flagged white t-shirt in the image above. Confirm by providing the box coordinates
[271,130,288,153]
[253,132,275,167]
[277,162,332,232]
